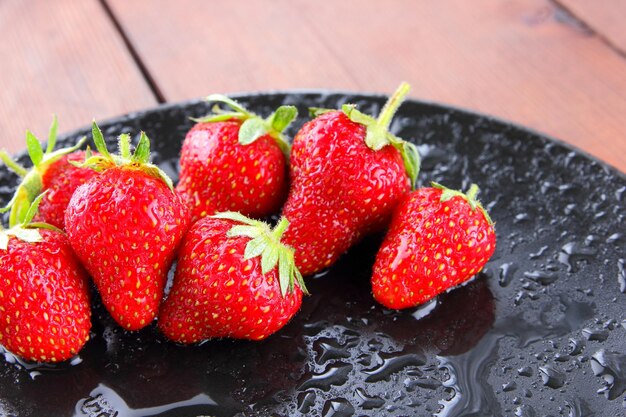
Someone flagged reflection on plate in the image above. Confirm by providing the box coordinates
[0,92,624,416]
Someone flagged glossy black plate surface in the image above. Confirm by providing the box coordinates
[0,92,625,416]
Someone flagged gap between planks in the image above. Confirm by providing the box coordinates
[99,0,167,103]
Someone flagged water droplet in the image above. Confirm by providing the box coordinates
[411,299,437,320]
[498,262,518,287]
[298,362,353,392]
[539,366,566,389]
[581,328,609,342]
[515,404,537,417]
[554,353,571,362]
[558,242,597,272]
[518,366,534,377]
[363,348,426,383]
[606,233,622,244]
[524,270,559,286]
[529,246,549,260]
[617,259,625,293]
[502,381,517,392]
[404,376,441,391]
[297,391,316,414]
[590,349,626,400]
[321,398,355,417]
[354,387,384,410]
[313,337,355,365]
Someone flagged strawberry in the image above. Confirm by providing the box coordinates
[176,95,296,222]
[0,197,91,362]
[371,183,496,309]
[0,116,98,230]
[158,212,306,343]
[37,150,99,229]
[64,122,191,330]
[281,83,420,276]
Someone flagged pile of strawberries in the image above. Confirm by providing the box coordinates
[0,83,495,364]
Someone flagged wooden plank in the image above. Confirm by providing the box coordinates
[558,0,626,54]
[0,0,157,153]
[108,0,626,171]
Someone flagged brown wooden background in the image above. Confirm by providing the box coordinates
[1,0,625,172]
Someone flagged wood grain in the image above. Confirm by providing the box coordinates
[106,0,626,172]
[0,0,157,154]
[558,0,626,54]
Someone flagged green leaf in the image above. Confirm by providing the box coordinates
[238,118,268,145]
[212,211,262,226]
[26,131,44,166]
[26,222,64,233]
[278,249,291,297]
[399,140,420,189]
[133,132,151,164]
[191,112,245,124]
[118,133,132,160]
[206,94,251,116]
[46,115,58,154]
[91,121,112,158]
[0,150,28,177]
[261,244,279,275]
[342,104,375,127]
[142,164,174,191]
[227,225,262,240]
[244,235,267,260]
[309,107,335,118]
[268,106,297,133]
[22,192,46,225]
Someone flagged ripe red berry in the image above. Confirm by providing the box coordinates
[158,213,306,343]
[176,95,296,222]
[371,183,496,309]
[0,199,91,363]
[282,83,419,276]
[65,122,190,330]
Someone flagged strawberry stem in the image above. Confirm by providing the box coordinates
[272,217,290,240]
[376,82,411,131]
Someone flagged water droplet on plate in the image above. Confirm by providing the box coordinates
[539,365,565,389]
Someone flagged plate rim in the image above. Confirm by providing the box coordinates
[52,89,626,179]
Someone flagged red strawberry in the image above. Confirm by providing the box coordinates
[0,197,91,362]
[64,122,191,330]
[176,95,296,222]
[37,150,99,229]
[0,117,98,230]
[282,83,420,276]
[158,212,306,343]
[371,183,496,309]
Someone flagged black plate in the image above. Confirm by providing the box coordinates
[0,92,625,417]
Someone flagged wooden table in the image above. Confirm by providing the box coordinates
[1,0,625,173]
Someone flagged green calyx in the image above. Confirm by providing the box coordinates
[341,82,420,189]
[79,121,174,190]
[0,116,87,227]
[211,212,308,297]
[0,193,62,250]
[433,182,494,226]
[192,94,297,156]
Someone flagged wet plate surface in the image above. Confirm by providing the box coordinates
[0,92,625,416]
